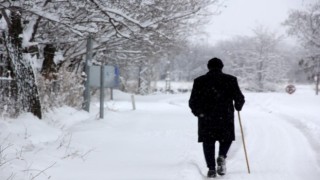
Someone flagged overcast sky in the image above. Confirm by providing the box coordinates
[203,0,318,44]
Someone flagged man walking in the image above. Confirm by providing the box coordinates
[189,57,245,178]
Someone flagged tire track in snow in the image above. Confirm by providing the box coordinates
[270,112,320,167]
[249,92,320,168]
[230,107,320,180]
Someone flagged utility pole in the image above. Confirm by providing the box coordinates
[83,35,93,112]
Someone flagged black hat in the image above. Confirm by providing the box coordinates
[207,57,224,70]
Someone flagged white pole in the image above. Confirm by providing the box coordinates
[131,94,136,110]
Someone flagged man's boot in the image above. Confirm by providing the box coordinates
[207,169,217,178]
[217,156,226,176]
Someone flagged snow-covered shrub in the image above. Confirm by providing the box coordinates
[0,80,18,118]
[37,66,84,112]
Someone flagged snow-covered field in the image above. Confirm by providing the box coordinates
[1,85,320,180]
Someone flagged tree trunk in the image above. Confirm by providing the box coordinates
[257,60,264,92]
[8,11,42,119]
[41,44,58,80]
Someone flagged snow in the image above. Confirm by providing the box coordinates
[22,19,38,48]
[1,84,320,180]
[0,77,12,80]
[0,14,8,30]
[29,8,60,22]
[53,51,64,65]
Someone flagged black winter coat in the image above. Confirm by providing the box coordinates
[189,69,245,142]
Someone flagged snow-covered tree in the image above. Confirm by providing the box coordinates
[214,28,292,91]
[170,27,294,92]
[250,27,286,91]
[0,0,221,117]
[283,2,320,82]
[1,3,43,118]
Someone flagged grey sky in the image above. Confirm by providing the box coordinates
[203,0,317,44]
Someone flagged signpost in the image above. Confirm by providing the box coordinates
[82,35,120,119]
[89,65,119,88]
[89,65,119,119]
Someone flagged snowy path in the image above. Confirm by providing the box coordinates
[1,88,320,180]
[47,91,320,180]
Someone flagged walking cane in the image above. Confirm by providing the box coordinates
[237,111,251,174]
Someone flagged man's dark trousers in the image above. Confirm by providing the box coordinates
[203,140,232,170]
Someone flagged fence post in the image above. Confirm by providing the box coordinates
[131,94,136,110]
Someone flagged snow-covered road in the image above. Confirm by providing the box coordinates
[1,86,320,180]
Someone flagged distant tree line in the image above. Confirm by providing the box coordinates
[163,2,320,92]
[165,26,301,92]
